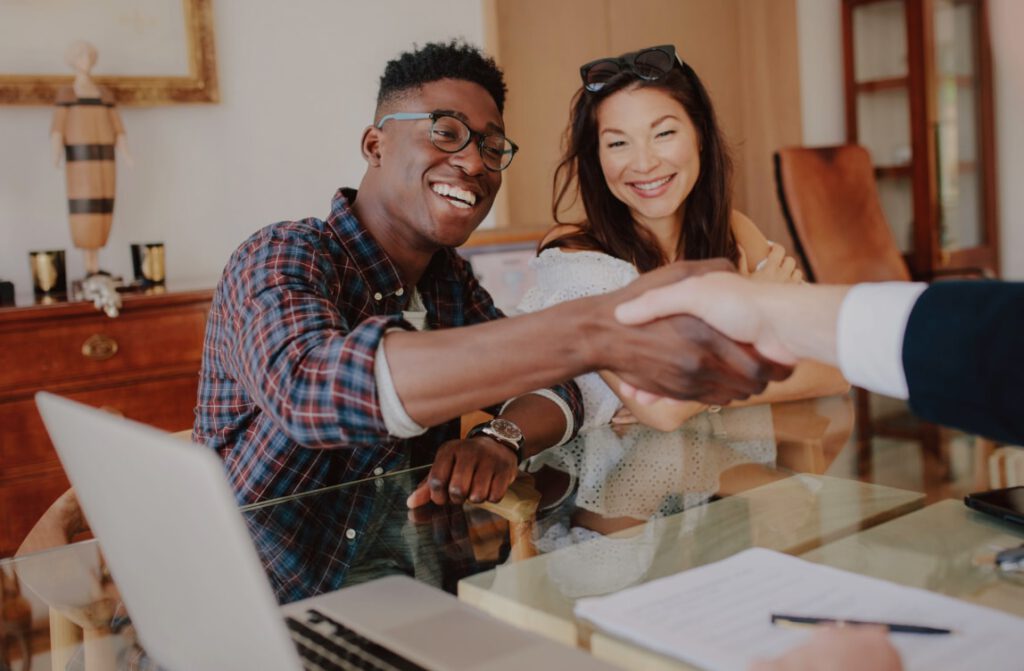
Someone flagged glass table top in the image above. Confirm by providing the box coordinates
[2,394,1014,670]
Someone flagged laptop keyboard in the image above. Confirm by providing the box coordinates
[286,609,428,671]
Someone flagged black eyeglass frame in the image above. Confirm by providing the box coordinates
[579,44,686,93]
[374,112,519,172]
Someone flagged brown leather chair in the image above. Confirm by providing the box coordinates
[774,145,910,285]
[773,145,937,476]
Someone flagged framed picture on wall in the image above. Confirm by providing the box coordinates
[0,0,218,105]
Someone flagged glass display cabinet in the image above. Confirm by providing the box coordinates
[842,0,998,278]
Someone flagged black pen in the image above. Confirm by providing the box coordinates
[770,613,953,635]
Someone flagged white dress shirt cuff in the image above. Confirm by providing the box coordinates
[837,282,927,399]
[374,332,428,438]
[500,389,575,446]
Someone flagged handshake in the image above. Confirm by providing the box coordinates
[599,258,841,406]
[406,257,851,511]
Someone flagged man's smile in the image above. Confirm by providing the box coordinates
[430,181,480,210]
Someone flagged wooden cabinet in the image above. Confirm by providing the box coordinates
[843,0,999,278]
[0,287,212,557]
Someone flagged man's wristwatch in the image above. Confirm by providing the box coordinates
[467,418,525,461]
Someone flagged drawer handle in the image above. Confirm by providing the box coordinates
[82,334,119,361]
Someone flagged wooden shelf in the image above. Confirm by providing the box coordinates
[875,163,913,179]
[938,73,976,88]
[855,76,909,93]
[847,0,900,6]
[859,74,973,92]
[874,160,977,179]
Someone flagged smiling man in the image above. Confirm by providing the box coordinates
[194,41,791,517]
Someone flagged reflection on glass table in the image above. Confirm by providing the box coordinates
[1,395,919,670]
[801,500,1024,617]
[589,499,1024,671]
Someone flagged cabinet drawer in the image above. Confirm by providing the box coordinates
[0,305,207,392]
[0,467,70,558]
[0,374,200,477]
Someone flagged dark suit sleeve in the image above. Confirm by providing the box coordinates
[901,281,1024,444]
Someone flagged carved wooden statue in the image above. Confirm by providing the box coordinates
[50,41,131,277]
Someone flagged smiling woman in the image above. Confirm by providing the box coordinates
[515,44,850,434]
[596,88,703,250]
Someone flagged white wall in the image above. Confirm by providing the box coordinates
[796,0,845,147]
[795,0,1023,279]
[990,0,1024,279]
[0,1,486,292]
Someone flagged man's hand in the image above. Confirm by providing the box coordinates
[406,436,518,508]
[750,627,903,671]
[592,261,794,405]
[617,272,797,363]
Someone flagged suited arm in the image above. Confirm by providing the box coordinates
[615,274,1024,446]
[902,281,1024,445]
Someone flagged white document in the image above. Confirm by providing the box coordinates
[574,547,1024,671]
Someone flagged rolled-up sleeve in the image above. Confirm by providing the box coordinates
[456,253,584,441]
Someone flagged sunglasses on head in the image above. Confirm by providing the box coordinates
[579,44,685,93]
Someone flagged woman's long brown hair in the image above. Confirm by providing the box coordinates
[546,64,738,272]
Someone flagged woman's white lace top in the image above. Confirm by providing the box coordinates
[516,249,639,431]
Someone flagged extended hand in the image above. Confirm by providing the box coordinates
[599,262,793,405]
[407,436,518,508]
[617,271,797,365]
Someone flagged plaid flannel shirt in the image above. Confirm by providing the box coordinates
[194,188,583,506]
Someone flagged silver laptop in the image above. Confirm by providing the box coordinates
[35,392,611,671]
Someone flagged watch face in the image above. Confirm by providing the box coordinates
[490,418,523,442]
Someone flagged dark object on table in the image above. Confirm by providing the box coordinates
[131,242,166,285]
[965,486,1024,527]
[0,280,13,306]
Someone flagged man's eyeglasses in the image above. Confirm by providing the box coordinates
[579,44,685,93]
[375,112,519,172]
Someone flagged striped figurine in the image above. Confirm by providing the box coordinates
[50,41,130,277]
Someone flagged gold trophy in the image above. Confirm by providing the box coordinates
[29,250,68,300]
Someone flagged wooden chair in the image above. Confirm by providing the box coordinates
[772,145,937,477]
[1,564,32,671]
[985,444,1024,489]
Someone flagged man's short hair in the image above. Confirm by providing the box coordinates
[376,39,507,115]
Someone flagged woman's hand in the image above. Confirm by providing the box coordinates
[748,243,803,284]
[610,406,639,425]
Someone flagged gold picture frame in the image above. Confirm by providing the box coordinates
[0,0,218,106]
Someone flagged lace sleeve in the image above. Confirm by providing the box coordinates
[517,250,639,431]
[517,249,639,312]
